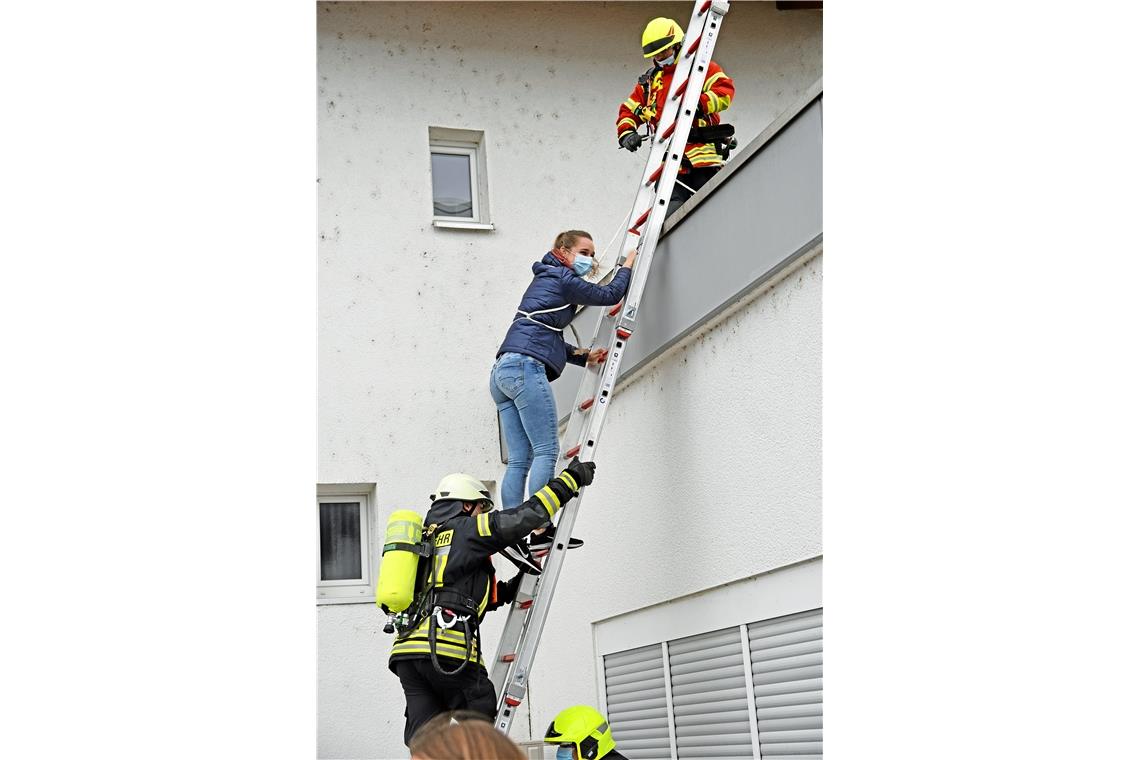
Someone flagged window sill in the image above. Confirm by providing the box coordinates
[432,219,495,231]
[317,586,375,605]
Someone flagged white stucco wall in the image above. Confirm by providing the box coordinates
[525,249,822,727]
[318,3,821,757]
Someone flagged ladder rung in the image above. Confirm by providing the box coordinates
[616,328,632,339]
[672,77,690,100]
[608,302,623,318]
[687,37,700,57]
[659,121,676,142]
[519,599,533,609]
[505,697,521,707]
[501,654,516,662]
[579,397,595,411]
[564,444,581,459]
[646,163,664,185]
[627,227,641,236]
[700,0,712,14]
[631,208,650,230]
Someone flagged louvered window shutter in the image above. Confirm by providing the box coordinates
[604,644,672,760]
[748,608,823,759]
[668,627,755,759]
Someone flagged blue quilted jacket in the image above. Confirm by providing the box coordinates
[496,252,632,381]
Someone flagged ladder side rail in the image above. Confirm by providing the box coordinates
[488,572,540,697]
[493,490,586,731]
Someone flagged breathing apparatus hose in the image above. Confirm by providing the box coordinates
[428,607,476,676]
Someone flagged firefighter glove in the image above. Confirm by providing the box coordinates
[564,457,596,489]
[620,132,642,152]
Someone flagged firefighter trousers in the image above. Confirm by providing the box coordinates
[392,657,498,745]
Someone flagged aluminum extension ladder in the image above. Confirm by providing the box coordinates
[490,0,732,735]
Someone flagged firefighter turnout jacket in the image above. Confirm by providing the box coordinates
[388,469,585,668]
[616,60,735,171]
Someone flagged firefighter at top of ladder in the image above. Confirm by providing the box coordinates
[616,16,737,216]
[387,461,597,746]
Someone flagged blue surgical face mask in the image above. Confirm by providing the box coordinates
[556,746,575,760]
[572,255,593,277]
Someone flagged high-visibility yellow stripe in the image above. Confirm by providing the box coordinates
[476,512,491,537]
[623,97,640,111]
[397,629,471,647]
[390,641,482,664]
[708,93,731,113]
[704,71,730,90]
[478,580,489,616]
[433,554,448,587]
[559,472,578,492]
[534,486,557,517]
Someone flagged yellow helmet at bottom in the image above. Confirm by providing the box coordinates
[544,705,616,760]
[642,16,684,58]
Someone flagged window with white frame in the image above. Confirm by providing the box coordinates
[429,126,493,230]
[316,484,377,603]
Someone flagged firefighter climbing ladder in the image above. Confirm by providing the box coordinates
[489,0,731,734]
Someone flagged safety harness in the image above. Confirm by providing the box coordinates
[514,303,571,332]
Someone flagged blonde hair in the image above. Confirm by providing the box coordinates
[552,229,592,252]
[409,712,525,760]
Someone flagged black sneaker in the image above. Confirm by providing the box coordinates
[500,542,543,575]
[528,532,584,554]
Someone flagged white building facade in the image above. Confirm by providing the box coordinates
[318,3,822,757]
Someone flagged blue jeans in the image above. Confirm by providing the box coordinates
[490,353,560,510]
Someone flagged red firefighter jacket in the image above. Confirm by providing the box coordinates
[616,60,735,171]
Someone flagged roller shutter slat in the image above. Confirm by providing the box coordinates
[755,741,822,755]
[607,702,669,723]
[670,650,747,675]
[608,675,667,697]
[753,678,822,700]
[607,656,666,678]
[755,716,823,733]
[670,669,743,692]
[750,652,822,674]
[748,639,822,664]
[668,628,742,655]
[672,709,753,728]
[670,641,746,667]
[606,645,667,669]
[754,702,823,720]
[672,696,751,714]
[750,664,823,686]
[610,726,671,742]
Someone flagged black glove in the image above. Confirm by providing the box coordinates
[619,132,642,152]
[564,456,596,489]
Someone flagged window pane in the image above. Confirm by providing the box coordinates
[319,502,362,581]
[430,152,473,217]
